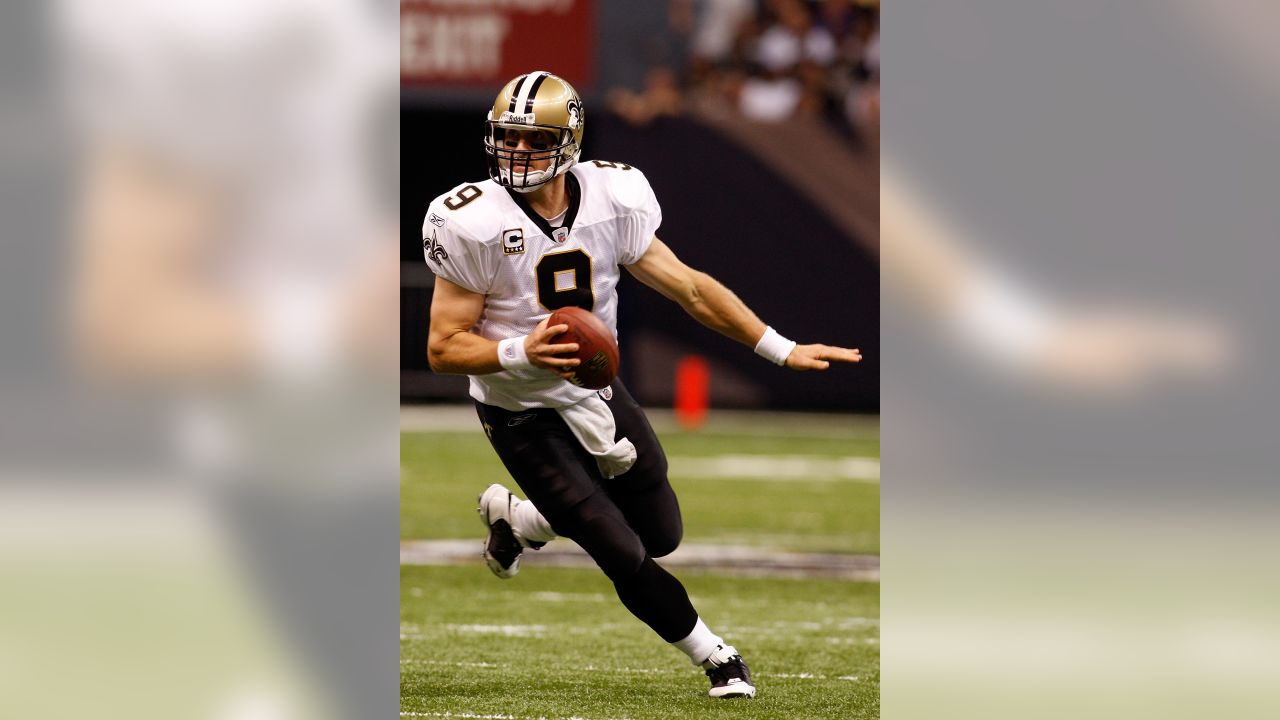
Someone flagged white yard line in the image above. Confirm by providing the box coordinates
[400,539,879,581]
[401,405,878,440]
[399,707,629,712]
[445,624,548,637]
[529,591,608,603]
[400,660,865,684]
[399,707,524,712]
[668,454,879,481]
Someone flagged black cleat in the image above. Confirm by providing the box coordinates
[702,644,757,699]
[477,483,525,578]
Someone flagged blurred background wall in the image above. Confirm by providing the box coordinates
[401,0,880,412]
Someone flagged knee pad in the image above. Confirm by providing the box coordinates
[646,531,681,559]
[566,508,647,581]
[643,511,682,558]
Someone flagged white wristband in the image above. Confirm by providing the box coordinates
[497,335,534,371]
[754,326,798,366]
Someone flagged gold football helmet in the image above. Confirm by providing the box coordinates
[484,71,584,192]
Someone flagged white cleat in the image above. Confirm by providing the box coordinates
[477,483,526,579]
[702,644,757,699]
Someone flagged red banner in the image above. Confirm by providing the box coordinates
[401,0,594,89]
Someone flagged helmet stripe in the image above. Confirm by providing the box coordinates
[523,72,549,114]
[513,71,549,117]
[507,74,529,114]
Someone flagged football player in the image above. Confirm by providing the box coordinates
[423,70,862,700]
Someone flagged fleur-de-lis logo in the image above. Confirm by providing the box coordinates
[423,229,449,264]
[566,98,582,130]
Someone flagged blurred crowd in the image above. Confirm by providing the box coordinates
[607,0,879,143]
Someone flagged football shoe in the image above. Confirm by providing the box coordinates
[477,483,537,579]
[701,644,757,699]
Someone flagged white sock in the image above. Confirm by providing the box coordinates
[671,617,725,666]
[511,497,556,545]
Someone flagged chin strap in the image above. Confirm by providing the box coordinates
[503,154,578,192]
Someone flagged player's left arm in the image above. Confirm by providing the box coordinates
[624,236,861,370]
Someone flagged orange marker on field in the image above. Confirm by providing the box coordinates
[674,355,709,430]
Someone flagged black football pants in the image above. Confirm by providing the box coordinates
[474,380,698,643]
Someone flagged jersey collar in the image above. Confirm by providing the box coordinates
[506,171,581,242]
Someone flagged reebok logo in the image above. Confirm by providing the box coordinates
[507,413,536,427]
[429,213,445,227]
[503,345,516,358]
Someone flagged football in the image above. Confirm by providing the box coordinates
[547,306,620,390]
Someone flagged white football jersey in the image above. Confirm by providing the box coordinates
[424,161,661,410]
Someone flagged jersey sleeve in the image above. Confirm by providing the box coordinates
[615,168,662,266]
[422,208,496,295]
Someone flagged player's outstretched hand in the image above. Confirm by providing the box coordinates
[785,344,862,371]
[525,316,581,379]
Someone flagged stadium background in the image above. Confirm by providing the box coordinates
[401,0,880,412]
[401,2,880,717]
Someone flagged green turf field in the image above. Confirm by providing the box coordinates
[401,411,879,719]
[401,566,879,720]
[401,417,880,553]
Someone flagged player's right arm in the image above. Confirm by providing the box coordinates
[426,277,580,377]
[424,185,580,376]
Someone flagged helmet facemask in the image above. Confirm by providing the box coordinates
[484,119,580,193]
[484,72,585,192]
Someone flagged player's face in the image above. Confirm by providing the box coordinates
[499,128,558,173]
